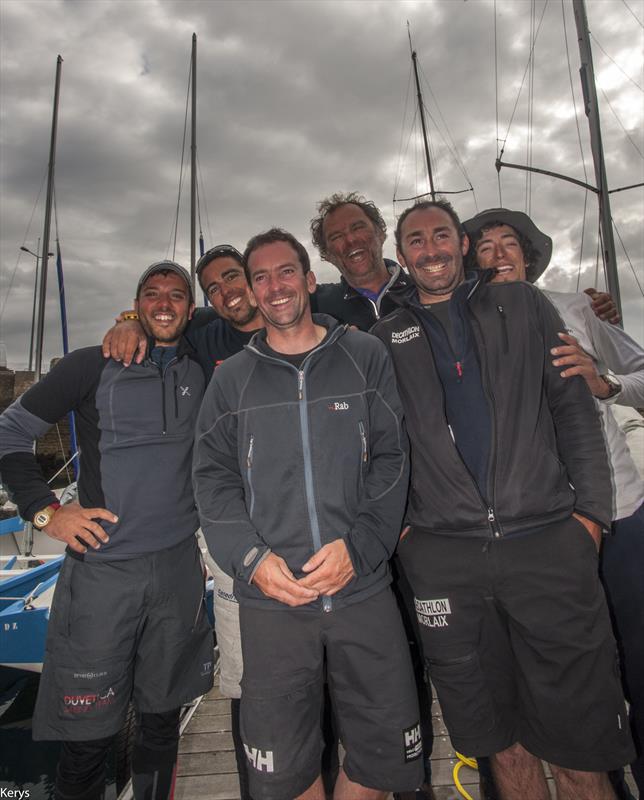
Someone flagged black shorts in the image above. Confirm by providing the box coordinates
[238,588,424,799]
[397,516,635,772]
[33,536,214,741]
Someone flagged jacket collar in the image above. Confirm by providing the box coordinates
[389,267,494,311]
[245,314,346,363]
[340,259,410,301]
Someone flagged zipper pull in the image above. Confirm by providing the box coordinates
[247,435,254,468]
[487,508,495,522]
[455,361,463,379]
[298,370,304,400]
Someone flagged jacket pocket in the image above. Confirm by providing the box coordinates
[427,651,495,738]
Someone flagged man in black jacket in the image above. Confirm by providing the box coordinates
[371,200,634,800]
[309,192,411,327]
[193,228,423,800]
[0,262,214,800]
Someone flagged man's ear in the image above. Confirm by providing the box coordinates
[461,233,470,257]
[306,270,317,295]
[396,248,408,269]
[249,290,258,308]
[188,302,195,320]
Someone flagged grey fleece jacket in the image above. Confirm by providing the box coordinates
[193,315,410,612]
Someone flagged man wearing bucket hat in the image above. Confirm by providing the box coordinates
[465,208,644,798]
[371,198,634,800]
[0,261,214,800]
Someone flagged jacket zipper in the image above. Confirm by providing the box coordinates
[468,311,503,539]
[246,435,256,517]
[358,421,368,463]
[412,306,501,538]
[156,355,178,435]
[298,366,332,612]
[497,305,509,354]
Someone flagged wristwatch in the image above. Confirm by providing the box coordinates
[33,502,61,530]
[599,374,621,399]
[121,311,139,321]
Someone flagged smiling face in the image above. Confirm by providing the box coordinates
[396,207,469,304]
[200,256,260,331]
[246,241,316,333]
[135,271,194,346]
[321,203,388,291]
[473,223,528,283]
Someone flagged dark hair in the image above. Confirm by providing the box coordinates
[195,245,244,291]
[394,198,465,251]
[465,221,542,272]
[310,192,387,259]
[242,228,311,282]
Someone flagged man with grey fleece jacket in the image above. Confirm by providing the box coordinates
[193,228,423,800]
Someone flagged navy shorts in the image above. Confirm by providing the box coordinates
[397,516,635,772]
[33,535,214,741]
[238,588,424,799]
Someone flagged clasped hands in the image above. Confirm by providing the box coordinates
[251,539,355,607]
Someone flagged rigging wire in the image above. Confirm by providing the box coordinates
[392,55,415,211]
[599,86,644,160]
[525,0,537,215]
[494,0,502,205]
[590,33,644,93]
[196,154,215,248]
[621,0,644,29]
[498,0,550,158]
[166,55,192,261]
[561,0,591,288]
[0,171,48,326]
[613,218,644,297]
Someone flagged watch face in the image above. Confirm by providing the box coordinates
[34,508,53,528]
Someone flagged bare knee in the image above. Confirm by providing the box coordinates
[549,765,616,800]
[492,741,539,769]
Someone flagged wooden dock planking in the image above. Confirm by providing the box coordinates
[174,686,485,800]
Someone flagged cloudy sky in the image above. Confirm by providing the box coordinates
[1,0,642,370]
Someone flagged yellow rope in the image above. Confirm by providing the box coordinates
[453,751,478,800]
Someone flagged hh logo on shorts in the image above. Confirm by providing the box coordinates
[403,722,422,762]
[415,597,452,628]
[244,744,274,773]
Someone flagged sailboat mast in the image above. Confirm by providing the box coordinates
[572,0,621,317]
[34,55,63,381]
[190,33,197,292]
[411,50,436,202]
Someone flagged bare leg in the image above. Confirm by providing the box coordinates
[490,742,549,800]
[333,767,387,800]
[549,765,616,800]
[297,775,326,800]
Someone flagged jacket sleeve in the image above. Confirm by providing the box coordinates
[0,348,100,522]
[342,337,410,575]
[581,295,644,408]
[192,366,270,582]
[536,291,612,529]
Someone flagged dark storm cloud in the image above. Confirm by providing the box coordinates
[0,0,642,371]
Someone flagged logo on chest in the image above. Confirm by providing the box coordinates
[391,325,420,344]
[328,401,350,412]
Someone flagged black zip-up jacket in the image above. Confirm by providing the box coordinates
[0,339,205,558]
[371,278,612,538]
[311,261,411,330]
[193,316,410,611]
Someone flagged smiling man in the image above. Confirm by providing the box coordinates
[464,207,644,798]
[310,192,411,329]
[371,199,634,800]
[0,261,213,800]
[193,228,422,800]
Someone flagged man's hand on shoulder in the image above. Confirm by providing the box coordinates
[583,288,620,325]
[551,332,610,398]
[251,552,319,607]
[299,539,355,596]
[43,502,117,554]
[572,512,602,552]
[101,312,148,367]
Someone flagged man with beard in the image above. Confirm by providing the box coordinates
[0,261,214,800]
[193,228,423,800]
[463,208,644,799]
[371,200,634,800]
